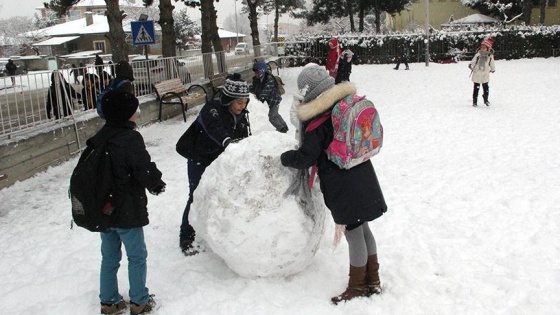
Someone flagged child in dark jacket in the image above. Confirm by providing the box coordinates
[281,65,387,305]
[95,90,165,315]
[335,49,356,84]
[250,61,289,133]
[176,73,251,255]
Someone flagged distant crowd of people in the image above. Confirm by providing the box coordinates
[45,54,134,120]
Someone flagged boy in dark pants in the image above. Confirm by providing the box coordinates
[96,90,166,314]
[250,61,289,133]
[176,73,251,255]
[394,46,410,70]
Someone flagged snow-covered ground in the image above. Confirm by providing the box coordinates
[1,58,559,314]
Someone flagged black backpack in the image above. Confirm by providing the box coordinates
[69,139,116,232]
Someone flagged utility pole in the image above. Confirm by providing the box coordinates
[425,0,430,66]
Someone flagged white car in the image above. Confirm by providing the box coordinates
[234,42,249,55]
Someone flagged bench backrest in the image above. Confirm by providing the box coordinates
[153,78,187,97]
[210,75,226,88]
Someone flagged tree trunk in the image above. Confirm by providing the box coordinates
[374,6,381,33]
[158,0,176,57]
[540,0,546,24]
[522,0,533,25]
[347,0,355,32]
[105,0,128,62]
[200,0,225,76]
[247,0,262,58]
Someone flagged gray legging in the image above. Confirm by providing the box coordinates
[268,103,288,131]
[345,222,377,267]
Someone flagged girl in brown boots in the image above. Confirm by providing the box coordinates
[280,64,387,304]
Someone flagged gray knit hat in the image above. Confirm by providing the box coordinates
[297,64,335,103]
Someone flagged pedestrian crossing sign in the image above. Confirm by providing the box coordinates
[131,21,156,45]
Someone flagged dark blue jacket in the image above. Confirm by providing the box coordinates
[177,100,250,166]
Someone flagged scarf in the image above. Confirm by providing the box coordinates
[478,51,490,71]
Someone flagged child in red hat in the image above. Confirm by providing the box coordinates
[468,37,496,107]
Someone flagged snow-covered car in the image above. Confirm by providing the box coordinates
[234,42,249,55]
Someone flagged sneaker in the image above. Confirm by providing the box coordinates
[393,67,398,70]
[130,295,156,315]
[485,101,491,106]
[100,299,127,315]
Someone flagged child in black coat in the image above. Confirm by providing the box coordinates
[96,90,165,315]
[335,49,355,84]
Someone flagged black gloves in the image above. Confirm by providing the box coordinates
[149,182,166,196]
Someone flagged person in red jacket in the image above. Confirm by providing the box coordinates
[326,38,341,79]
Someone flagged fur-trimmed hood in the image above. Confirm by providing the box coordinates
[296,82,356,122]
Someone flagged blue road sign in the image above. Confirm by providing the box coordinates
[131,21,156,45]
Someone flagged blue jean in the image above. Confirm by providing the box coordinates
[99,227,149,305]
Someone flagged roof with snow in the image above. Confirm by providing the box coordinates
[73,0,144,7]
[218,29,246,39]
[22,15,160,38]
[448,13,500,25]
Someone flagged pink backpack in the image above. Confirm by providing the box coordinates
[306,95,383,170]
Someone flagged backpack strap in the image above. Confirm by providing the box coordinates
[305,111,331,133]
[304,110,332,188]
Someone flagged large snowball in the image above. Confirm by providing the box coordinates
[190,131,326,278]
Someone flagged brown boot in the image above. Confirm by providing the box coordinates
[365,254,382,295]
[331,265,369,305]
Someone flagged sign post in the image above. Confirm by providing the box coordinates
[131,20,156,84]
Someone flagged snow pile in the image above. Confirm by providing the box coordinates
[189,132,326,278]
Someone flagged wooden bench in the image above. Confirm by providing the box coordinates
[208,74,227,100]
[153,78,208,122]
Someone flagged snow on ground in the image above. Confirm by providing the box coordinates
[1,58,559,314]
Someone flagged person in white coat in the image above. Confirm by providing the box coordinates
[469,38,496,107]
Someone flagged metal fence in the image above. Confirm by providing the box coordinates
[0,50,263,140]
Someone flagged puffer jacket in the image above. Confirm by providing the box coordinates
[176,100,250,166]
[280,82,387,225]
[89,121,165,228]
[469,49,496,84]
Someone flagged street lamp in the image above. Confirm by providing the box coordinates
[234,0,239,45]
[425,0,430,66]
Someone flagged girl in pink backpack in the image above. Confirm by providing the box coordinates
[280,64,387,304]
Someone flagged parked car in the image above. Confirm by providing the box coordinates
[131,55,191,91]
[234,42,250,55]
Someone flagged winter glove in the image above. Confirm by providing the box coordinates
[149,183,166,196]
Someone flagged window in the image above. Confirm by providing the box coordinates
[92,9,105,15]
[93,40,106,53]
[67,10,81,21]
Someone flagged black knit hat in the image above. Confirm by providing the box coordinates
[102,89,139,122]
[220,73,249,106]
[115,60,134,81]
